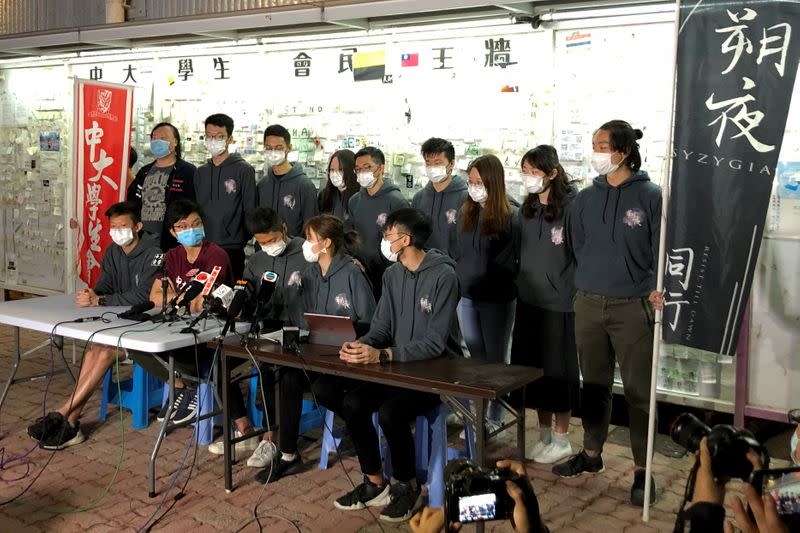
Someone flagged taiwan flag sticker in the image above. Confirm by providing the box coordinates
[401,53,419,67]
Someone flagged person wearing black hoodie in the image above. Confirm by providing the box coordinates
[553,120,663,509]
[257,124,318,237]
[194,113,257,279]
[313,208,460,523]
[27,202,161,450]
[511,146,580,466]
[127,122,196,252]
[347,146,410,300]
[319,149,359,222]
[411,137,468,259]
[456,154,517,427]
[253,213,377,485]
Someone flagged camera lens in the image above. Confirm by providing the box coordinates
[670,413,711,453]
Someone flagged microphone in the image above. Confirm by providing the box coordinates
[165,268,199,311]
[248,271,280,340]
[119,300,155,321]
[219,279,253,338]
[210,283,234,312]
[174,278,206,312]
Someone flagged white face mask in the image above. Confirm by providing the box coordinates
[357,171,378,189]
[261,240,287,257]
[523,174,545,194]
[591,152,622,176]
[426,165,448,183]
[380,238,401,262]
[110,228,134,247]
[302,240,323,263]
[468,183,489,204]
[205,138,227,157]
[329,170,345,189]
[265,150,286,166]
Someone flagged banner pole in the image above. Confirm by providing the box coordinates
[643,0,681,521]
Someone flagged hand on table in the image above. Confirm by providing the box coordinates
[339,341,379,364]
[76,288,99,307]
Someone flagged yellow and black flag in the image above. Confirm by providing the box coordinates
[353,50,385,82]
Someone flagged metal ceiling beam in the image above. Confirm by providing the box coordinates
[326,18,370,30]
[494,3,536,15]
[190,30,240,41]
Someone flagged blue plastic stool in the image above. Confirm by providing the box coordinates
[99,363,164,430]
[160,381,219,445]
[246,374,324,432]
[319,409,385,469]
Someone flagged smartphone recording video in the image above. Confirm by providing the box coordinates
[750,466,800,529]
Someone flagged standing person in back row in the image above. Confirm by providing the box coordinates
[411,137,468,259]
[346,146,409,300]
[257,124,318,237]
[194,113,257,279]
[553,120,662,508]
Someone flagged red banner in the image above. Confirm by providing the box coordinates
[74,80,134,286]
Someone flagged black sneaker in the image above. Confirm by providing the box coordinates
[157,388,185,422]
[255,454,305,485]
[172,389,198,424]
[27,412,66,442]
[552,450,605,478]
[631,469,657,506]
[334,476,391,510]
[379,481,422,523]
[39,421,86,450]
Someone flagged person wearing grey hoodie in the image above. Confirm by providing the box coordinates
[253,214,377,485]
[511,146,579,467]
[313,208,460,523]
[411,137,468,259]
[27,201,161,450]
[346,147,410,300]
[553,120,662,509]
[194,113,257,279]
[257,124,318,237]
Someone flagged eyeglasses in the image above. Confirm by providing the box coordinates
[355,164,378,173]
[173,218,203,231]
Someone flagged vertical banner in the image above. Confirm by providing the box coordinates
[663,1,800,355]
[74,79,134,286]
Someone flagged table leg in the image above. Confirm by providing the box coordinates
[149,356,175,498]
[273,366,281,451]
[223,348,232,492]
[518,386,526,461]
[0,327,22,413]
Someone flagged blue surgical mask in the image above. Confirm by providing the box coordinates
[176,226,204,247]
[150,139,171,159]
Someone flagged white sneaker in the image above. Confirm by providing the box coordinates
[533,439,573,464]
[247,440,278,468]
[208,430,259,459]
[528,440,548,459]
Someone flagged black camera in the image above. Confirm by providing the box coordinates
[444,458,523,525]
[670,413,769,480]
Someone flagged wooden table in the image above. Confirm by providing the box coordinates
[220,340,543,493]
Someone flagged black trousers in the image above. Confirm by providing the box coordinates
[312,375,441,483]
[274,367,313,453]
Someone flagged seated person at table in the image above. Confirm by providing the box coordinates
[127,200,257,453]
[312,207,461,523]
[205,206,307,463]
[252,213,376,483]
[27,201,161,449]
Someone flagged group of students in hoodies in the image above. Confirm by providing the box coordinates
[54,112,664,523]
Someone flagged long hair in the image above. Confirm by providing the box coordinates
[461,154,511,235]
[521,145,572,222]
[304,214,361,258]
[151,122,183,159]
[319,150,358,215]
[597,119,644,172]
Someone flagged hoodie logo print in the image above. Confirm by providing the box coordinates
[551,226,564,246]
[419,296,433,314]
[287,271,302,288]
[283,195,296,209]
[623,208,645,228]
[376,212,387,227]
[335,293,351,310]
[446,209,457,225]
[224,179,237,194]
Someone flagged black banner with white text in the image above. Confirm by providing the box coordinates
[663,0,800,355]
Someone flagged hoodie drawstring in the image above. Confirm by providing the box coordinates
[611,188,622,244]
[601,188,610,224]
